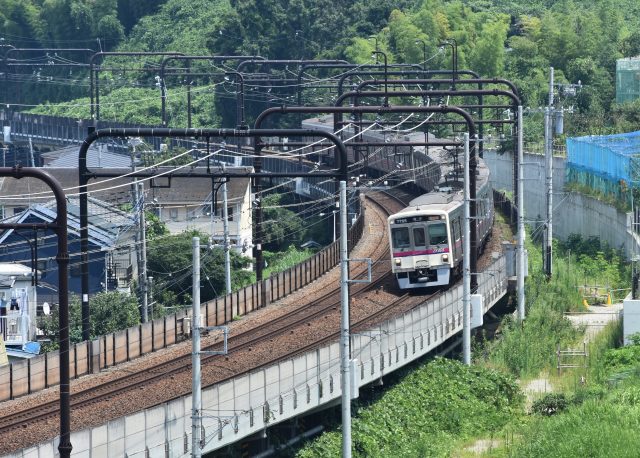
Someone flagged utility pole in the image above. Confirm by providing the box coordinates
[191,237,202,458]
[339,180,352,458]
[139,180,148,322]
[191,236,228,457]
[517,105,526,322]
[130,139,148,322]
[543,67,580,277]
[544,67,554,277]
[222,166,232,295]
[462,133,471,365]
[28,137,35,166]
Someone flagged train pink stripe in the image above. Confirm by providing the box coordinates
[393,247,450,257]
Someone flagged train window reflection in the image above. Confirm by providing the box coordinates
[413,227,426,247]
[392,227,410,248]
[428,223,448,245]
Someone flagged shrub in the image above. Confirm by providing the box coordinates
[531,393,569,416]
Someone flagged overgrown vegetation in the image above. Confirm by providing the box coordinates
[5,0,638,133]
[295,358,523,457]
[293,225,633,456]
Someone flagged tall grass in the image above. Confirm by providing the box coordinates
[295,358,522,458]
[484,239,584,377]
[513,400,640,457]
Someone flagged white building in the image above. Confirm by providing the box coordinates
[0,263,37,349]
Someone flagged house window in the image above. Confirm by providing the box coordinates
[13,207,26,215]
[170,208,178,220]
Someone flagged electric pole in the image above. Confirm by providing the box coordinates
[222,166,232,295]
[544,67,580,277]
[129,138,148,322]
[544,67,554,277]
[463,133,471,365]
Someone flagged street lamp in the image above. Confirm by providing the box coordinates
[415,39,427,71]
[319,210,338,243]
[224,71,246,129]
[371,50,388,106]
[368,36,379,61]
[438,38,458,87]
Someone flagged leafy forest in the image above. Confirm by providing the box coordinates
[1,0,639,135]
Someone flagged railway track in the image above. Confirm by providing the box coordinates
[0,191,409,440]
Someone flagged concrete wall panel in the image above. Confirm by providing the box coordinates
[152,318,165,351]
[140,322,153,355]
[75,343,89,377]
[0,364,10,401]
[29,356,46,393]
[264,365,280,402]
[114,330,128,365]
[127,328,141,360]
[249,370,265,408]
[218,381,235,420]
[71,429,91,457]
[11,361,28,398]
[279,359,294,394]
[124,411,146,453]
[233,375,250,411]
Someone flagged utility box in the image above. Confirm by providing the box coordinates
[350,359,359,399]
[471,294,484,329]
[502,242,528,278]
[623,299,640,345]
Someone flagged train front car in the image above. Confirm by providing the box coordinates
[387,191,463,289]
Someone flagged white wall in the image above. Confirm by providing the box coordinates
[484,150,638,258]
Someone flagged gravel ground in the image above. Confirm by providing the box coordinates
[1,196,511,454]
[0,196,398,453]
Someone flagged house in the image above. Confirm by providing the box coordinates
[0,166,254,258]
[148,170,254,257]
[0,197,137,301]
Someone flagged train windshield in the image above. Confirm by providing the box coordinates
[413,227,426,248]
[428,223,448,245]
[391,227,411,249]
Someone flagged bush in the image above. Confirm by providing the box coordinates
[531,393,569,416]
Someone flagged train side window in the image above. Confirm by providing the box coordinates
[392,227,411,249]
[454,219,461,241]
[428,223,448,245]
[413,227,426,248]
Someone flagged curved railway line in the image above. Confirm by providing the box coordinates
[0,190,417,453]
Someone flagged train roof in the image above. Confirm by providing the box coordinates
[389,155,491,219]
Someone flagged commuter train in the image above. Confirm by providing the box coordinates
[387,158,493,289]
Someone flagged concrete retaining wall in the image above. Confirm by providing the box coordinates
[484,150,637,258]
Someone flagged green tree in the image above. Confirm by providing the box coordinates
[147,230,252,305]
[468,18,509,77]
[38,291,140,347]
[262,194,306,251]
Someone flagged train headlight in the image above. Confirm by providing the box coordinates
[442,254,449,263]
[395,259,401,266]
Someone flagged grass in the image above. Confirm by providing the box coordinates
[291,225,634,457]
[294,358,523,458]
